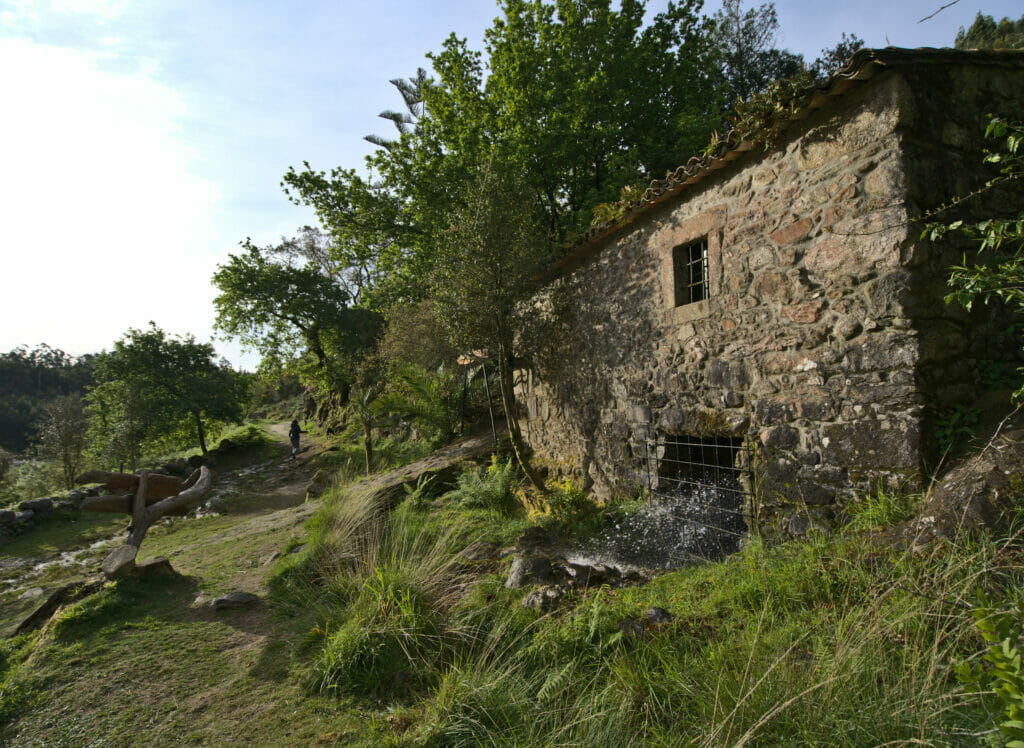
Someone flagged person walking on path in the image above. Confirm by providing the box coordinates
[288,419,305,460]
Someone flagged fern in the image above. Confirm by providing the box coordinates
[536,662,574,704]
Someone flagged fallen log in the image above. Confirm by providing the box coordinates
[75,470,185,499]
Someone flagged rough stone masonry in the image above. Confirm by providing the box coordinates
[515,48,1024,539]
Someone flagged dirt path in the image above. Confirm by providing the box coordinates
[3,423,507,745]
[0,423,323,631]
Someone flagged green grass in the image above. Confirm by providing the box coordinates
[265,466,1021,746]
[3,429,1019,746]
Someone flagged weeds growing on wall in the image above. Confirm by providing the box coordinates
[845,484,918,531]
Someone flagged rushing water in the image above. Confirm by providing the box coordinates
[572,484,746,570]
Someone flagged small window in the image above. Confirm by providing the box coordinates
[673,238,708,307]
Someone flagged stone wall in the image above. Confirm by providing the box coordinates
[516,58,1024,539]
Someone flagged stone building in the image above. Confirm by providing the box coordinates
[516,48,1024,540]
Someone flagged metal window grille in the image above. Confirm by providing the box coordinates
[644,433,748,559]
[673,238,708,307]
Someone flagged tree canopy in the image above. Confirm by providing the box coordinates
[0,345,94,452]
[89,324,247,462]
[956,12,1024,50]
[282,0,725,308]
[212,237,382,394]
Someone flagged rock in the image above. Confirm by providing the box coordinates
[18,587,44,600]
[186,455,210,471]
[642,607,672,624]
[0,510,15,525]
[191,593,211,609]
[55,499,77,511]
[18,498,53,514]
[262,551,282,566]
[101,544,139,580]
[883,425,1024,547]
[521,585,564,612]
[13,510,37,525]
[14,577,105,635]
[505,555,554,589]
[617,618,648,641]
[211,591,259,611]
[760,426,799,451]
[555,561,615,588]
[305,482,324,498]
[162,459,187,476]
[216,438,236,453]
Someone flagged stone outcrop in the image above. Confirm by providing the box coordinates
[516,50,1024,540]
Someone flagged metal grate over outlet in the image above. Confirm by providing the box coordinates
[643,433,749,559]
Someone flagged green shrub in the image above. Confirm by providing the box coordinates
[448,456,518,514]
[955,590,1024,747]
[544,479,603,534]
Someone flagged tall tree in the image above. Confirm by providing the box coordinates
[212,239,382,393]
[431,158,552,488]
[955,12,1024,50]
[710,0,802,106]
[364,68,429,151]
[90,325,246,456]
[283,0,720,307]
[36,395,88,489]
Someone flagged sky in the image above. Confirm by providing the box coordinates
[1,0,1020,369]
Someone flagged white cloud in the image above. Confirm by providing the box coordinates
[47,0,132,18]
[0,38,223,356]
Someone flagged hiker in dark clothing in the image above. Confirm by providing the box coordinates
[289,419,304,459]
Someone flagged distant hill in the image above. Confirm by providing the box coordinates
[0,345,94,452]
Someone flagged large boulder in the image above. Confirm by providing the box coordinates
[883,422,1024,548]
[18,498,54,514]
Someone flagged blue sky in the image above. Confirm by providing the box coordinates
[1,0,1019,367]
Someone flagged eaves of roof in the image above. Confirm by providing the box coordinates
[551,46,1024,277]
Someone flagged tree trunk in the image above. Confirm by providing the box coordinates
[496,341,546,492]
[363,421,373,475]
[195,411,208,455]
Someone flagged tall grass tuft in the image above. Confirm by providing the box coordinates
[272,481,478,699]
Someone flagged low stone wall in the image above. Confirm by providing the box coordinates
[516,58,1024,539]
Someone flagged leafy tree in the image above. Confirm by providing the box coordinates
[90,324,247,457]
[955,12,1024,50]
[710,0,803,106]
[283,0,721,307]
[377,362,463,447]
[212,239,382,394]
[343,383,390,473]
[710,1,862,109]
[431,158,552,488]
[809,32,864,79]
[379,300,459,371]
[927,118,1024,399]
[87,378,149,471]
[36,395,88,489]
